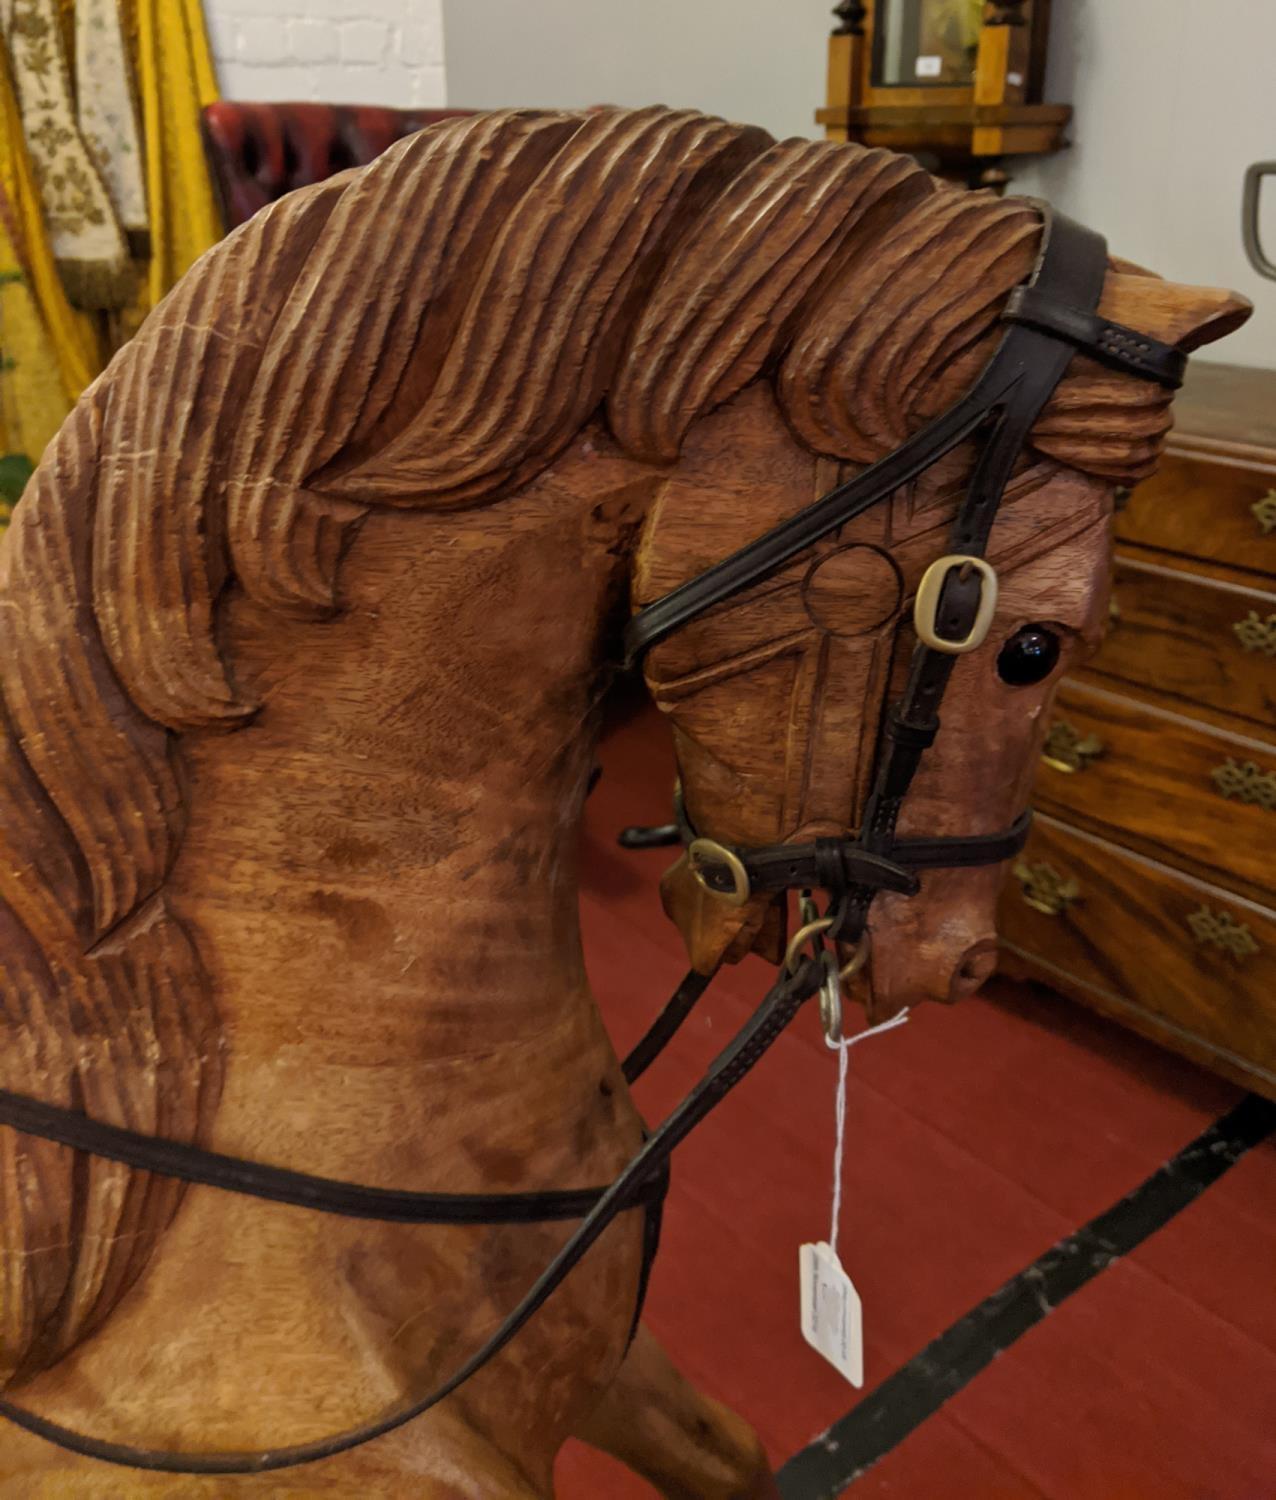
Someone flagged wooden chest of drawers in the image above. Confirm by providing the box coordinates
[998,362,1276,1099]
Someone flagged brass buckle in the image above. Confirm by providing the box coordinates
[687,838,751,906]
[913,555,999,655]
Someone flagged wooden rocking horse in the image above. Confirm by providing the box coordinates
[0,108,1248,1495]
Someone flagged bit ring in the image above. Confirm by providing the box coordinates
[785,916,833,974]
[818,951,843,1043]
[839,931,872,980]
[687,838,751,907]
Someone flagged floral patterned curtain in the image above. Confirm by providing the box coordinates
[0,0,221,525]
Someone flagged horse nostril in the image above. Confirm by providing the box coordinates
[950,941,999,1000]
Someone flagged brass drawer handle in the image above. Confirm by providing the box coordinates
[1041,720,1105,774]
[1211,758,1276,811]
[1252,490,1276,535]
[1013,860,1080,916]
[1233,611,1276,655]
[1186,905,1260,961]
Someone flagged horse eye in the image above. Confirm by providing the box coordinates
[997,625,1061,686]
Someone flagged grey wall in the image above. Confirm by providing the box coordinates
[1015,0,1274,368]
[444,0,1274,367]
[441,0,832,143]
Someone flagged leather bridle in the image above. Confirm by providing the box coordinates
[624,203,1183,960]
[0,205,1186,1474]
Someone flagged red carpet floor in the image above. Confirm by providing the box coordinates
[556,702,1276,1499]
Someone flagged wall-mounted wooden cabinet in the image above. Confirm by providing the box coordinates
[818,0,1070,188]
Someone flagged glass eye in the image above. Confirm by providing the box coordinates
[997,625,1061,686]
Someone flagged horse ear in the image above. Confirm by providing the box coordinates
[1099,267,1252,353]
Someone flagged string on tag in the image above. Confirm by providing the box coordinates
[826,1009,910,1258]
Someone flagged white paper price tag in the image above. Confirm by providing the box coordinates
[915,54,942,78]
[798,1240,863,1388]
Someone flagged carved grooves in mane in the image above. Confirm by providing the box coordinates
[608,140,932,460]
[780,190,1040,460]
[0,410,218,1385]
[1029,367,1176,479]
[95,175,357,730]
[776,186,1177,479]
[0,179,352,1386]
[224,106,782,625]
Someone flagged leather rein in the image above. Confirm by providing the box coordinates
[0,205,1185,1474]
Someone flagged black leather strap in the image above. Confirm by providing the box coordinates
[622,374,1007,666]
[1003,284,1187,388]
[0,1087,662,1225]
[617,821,680,849]
[622,968,713,1083]
[0,957,823,1474]
[892,809,1032,869]
[693,839,920,900]
[676,798,1031,903]
[832,212,1110,941]
[622,205,1178,669]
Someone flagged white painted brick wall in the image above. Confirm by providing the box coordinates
[204,0,446,108]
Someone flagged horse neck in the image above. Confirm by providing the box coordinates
[165,445,648,1186]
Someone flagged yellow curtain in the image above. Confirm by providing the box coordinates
[132,0,222,317]
[0,40,103,522]
[0,0,222,520]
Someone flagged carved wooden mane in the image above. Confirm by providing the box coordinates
[0,106,1207,1395]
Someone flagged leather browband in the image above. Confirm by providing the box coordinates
[1003,284,1187,387]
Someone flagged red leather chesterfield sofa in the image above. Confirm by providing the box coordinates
[200,101,475,230]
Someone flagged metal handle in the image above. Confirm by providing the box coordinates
[1186,905,1260,960]
[1251,491,1276,536]
[1013,860,1079,916]
[1040,720,1105,774]
[1211,758,1276,810]
[1232,610,1276,655]
[1243,162,1276,281]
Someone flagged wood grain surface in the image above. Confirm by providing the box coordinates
[1086,549,1276,735]
[1033,680,1276,900]
[1116,452,1276,579]
[1000,815,1276,1095]
[0,107,1246,1494]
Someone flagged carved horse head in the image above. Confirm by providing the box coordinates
[0,108,1246,1476]
[624,179,1249,1015]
